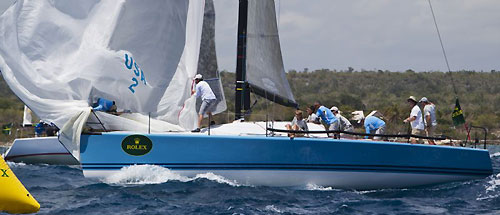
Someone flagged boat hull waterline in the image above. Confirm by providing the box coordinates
[80,133,492,189]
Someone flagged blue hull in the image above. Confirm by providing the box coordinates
[80,133,492,189]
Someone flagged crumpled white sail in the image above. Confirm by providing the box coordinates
[0,0,204,160]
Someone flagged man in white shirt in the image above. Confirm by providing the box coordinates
[420,97,437,145]
[306,106,320,124]
[330,106,354,137]
[403,96,425,144]
[191,74,217,132]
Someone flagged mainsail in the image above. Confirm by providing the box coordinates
[196,0,227,116]
[0,0,206,159]
[245,0,297,108]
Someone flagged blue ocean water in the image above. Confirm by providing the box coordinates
[2,146,500,215]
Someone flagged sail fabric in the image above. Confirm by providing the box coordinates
[246,0,297,107]
[0,0,205,159]
[196,0,227,116]
[22,105,33,127]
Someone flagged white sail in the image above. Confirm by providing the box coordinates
[22,105,33,127]
[0,0,205,159]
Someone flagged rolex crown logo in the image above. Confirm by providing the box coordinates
[134,138,140,144]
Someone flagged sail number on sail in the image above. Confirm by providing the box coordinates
[124,53,147,93]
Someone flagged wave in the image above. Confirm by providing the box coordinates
[490,152,500,158]
[6,161,27,167]
[477,173,500,200]
[102,164,241,186]
[485,173,500,192]
[305,183,334,191]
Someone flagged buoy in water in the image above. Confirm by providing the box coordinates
[0,156,40,214]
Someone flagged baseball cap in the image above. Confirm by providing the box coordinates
[194,74,203,80]
[419,97,428,103]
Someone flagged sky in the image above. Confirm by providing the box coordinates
[1,0,499,72]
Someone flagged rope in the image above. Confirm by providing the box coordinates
[266,127,447,141]
[427,0,458,96]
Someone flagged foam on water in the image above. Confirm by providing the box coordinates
[485,173,500,192]
[103,164,241,186]
[103,165,190,184]
[477,173,500,200]
[490,152,500,158]
[193,172,240,187]
[305,183,334,191]
[6,161,26,167]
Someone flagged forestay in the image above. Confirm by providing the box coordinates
[0,0,205,159]
[246,0,297,108]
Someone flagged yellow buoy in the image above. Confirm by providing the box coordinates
[0,156,40,214]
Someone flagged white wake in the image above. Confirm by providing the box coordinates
[102,164,240,186]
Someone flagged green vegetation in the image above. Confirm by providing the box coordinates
[1,69,499,143]
[219,69,500,140]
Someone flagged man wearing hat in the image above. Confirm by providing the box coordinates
[403,96,425,144]
[420,97,437,144]
[330,106,354,136]
[191,74,217,132]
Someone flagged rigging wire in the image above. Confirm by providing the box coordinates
[427,0,458,96]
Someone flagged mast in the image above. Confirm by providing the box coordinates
[235,0,250,120]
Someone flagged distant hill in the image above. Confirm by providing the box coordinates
[1,69,499,142]
[219,69,500,140]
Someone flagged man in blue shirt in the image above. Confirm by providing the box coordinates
[92,98,117,112]
[364,113,386,140]
[314,101,338,137]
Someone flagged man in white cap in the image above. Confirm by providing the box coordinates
[330,106,354,136]
[191,74,217,132]
[420,97,437,144]
[403,96,425,144]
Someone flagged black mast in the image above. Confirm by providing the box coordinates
[235,0,250,120]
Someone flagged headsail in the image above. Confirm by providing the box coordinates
[0,0,205,159]
[245,0,297,108]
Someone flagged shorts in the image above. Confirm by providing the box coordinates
[411,128,425,144]
[327,121,339,137]
[373,125,386,140]
[199,99,217,115]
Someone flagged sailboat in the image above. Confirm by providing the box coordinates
[4,106,78,165]
[0,0,492,189]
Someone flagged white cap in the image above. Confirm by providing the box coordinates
[351,111,365,123]
[330,106,339,112]
[194,74,203,80]
[419,97,428,103]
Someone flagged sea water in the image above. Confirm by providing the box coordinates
[2,146,500,214]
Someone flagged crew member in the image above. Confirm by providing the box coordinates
[191,74,217,132]
[92,98,117,112]
[331,106,354,137]
[313,101,338,138]
[285,109,309,138]
[364,111,386,140]
[403,96,425,144]
[420,97,437,145]
[306,106,320,124]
